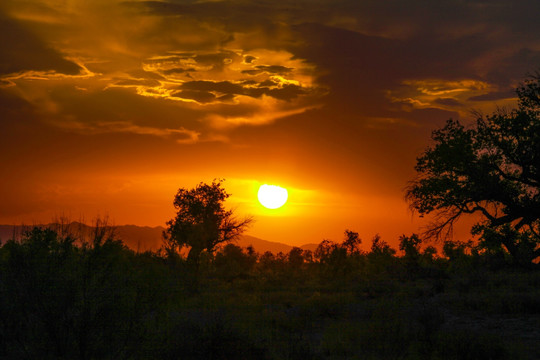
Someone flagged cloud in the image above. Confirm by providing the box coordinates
[171,89,216,103]
[1,0,538,146]
[124,49,322,121]
[206,103,320,127]
[114,79,162,87]
[242,65,293,76]
[468,90,517,102]
[174,78,308,102]
[0,12,82,76]
[162,67,196,75]
[53,119,201,144]
[434,97,462,107]
[179,80,245,95]
[243,55,257,64]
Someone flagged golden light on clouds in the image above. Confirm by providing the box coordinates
[1,0,538,247]
[387,78,520,118]
[2,44,323,141]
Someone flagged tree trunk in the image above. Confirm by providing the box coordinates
[186,246,203,292]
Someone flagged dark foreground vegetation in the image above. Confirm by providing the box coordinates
[0,224,539,360]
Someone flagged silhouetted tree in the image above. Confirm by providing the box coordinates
[0,222,155,359]
[406,74,540,264]
[314,239,336,263]
[214,243,256,281]
[399,234,421,259]
[343,229,362,255]
[302,249,314,263]
[369,234,396,257]
[399,234,440,276]
[288,247,304,270]
[164,179,252,287]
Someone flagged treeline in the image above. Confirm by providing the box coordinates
[194,230,537,288]
[1,224,538,359]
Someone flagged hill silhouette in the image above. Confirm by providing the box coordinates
[237,234,319,254]
[0,223,317,254]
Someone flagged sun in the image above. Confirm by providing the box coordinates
[258,184,288,209]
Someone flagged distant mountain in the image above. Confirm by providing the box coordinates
[236,235,293,254]
[0,223,318,254]
[0,223,164,251]
[115,225,164,252]
[237,235,318,254]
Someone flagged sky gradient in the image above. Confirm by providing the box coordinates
[1,0,539,247]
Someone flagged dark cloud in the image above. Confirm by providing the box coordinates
[259,79,278,87]
[46,86,205,131]
[402,107,460,124]
[240,80,258,86]
[241,70,262,76]
[468,90,516,102]
[144,51,244,76]
[171,90,216,103]
[255,65,293,74]
[293,22,494,85]
[131,1,280,29]
[483,48,540,87]
[114,79,161,87]
[252,84,305,101]
[244,55,257,64]
[286,21,535,128]
[0,12,82,76]
[127,69,166,81]
[162,67,196,75]
[242,65,293,75]
[194,52,241,67]
[216,93,236,102]
[180,80,244,94]
[434,98,463,106]
[176,80,307,102]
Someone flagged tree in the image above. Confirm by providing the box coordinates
[213,243,256,281]
[0,223,151,359]
[288,247,305,270]
[343,229,362,255]
[370,234,396,257]
[164,179,252,279]
[406,74,540,264]
[399,234,421,260]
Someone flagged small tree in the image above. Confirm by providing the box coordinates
[406,74,540,264]
[164,179,252,284]
[343,229,362,255]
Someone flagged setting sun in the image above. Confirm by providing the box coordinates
[257,184,288,209]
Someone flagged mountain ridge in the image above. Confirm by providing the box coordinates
[0,223,318,254]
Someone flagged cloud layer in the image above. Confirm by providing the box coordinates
[2,0,539,141]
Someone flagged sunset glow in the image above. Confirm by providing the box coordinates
[0,0,538,248]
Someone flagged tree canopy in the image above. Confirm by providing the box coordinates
[164,179,252,267]
[406,73,540,264]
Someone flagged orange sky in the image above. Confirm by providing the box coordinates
[1,0,539,247]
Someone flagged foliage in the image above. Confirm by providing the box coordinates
[163,179,252,288]
[406,74,540,264]
[0,223,161,359]
[213,243,257,281]
[1,224,538,359]
[164,179,252,261]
